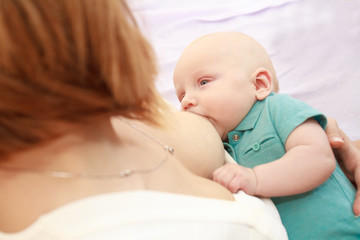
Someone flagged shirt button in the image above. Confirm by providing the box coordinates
[252,143,260,152]
[232,134,240,141]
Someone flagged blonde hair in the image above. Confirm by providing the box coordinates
[0,0,166,158]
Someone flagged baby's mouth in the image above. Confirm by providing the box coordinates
[191,113,217,129]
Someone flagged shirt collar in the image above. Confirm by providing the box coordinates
[232,92,273,132]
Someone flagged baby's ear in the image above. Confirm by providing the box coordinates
[252,68,273,100]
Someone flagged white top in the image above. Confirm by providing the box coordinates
[0,191,287,240]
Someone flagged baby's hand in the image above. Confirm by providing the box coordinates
[213,163,258,195]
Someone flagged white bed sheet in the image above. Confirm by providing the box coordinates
[130,0,360,140]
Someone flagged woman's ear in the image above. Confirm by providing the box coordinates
[252,68,273,100]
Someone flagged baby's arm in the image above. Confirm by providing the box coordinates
[213,118,336,197]
[254,118,336,197]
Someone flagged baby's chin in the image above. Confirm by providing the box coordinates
[220,133,228,142]
[214,126,228,142]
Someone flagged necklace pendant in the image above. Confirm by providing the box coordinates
[120,169,132,177]
[165,145,174,154]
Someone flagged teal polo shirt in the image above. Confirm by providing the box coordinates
[223,93,360,239]
[223,92,327,167]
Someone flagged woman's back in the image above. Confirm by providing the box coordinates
[0,111,234,232]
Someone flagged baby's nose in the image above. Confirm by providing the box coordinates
[181,95,197,111]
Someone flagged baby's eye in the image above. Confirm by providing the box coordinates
[199,80,209,86]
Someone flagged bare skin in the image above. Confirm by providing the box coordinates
[0,111,233,233]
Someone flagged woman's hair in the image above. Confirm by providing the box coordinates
[0,0,167,158]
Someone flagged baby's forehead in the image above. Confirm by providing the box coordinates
[190,35,258,61]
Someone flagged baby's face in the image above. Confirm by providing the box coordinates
[173,37,257,141]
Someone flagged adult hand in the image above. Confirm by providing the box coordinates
[325,118,360,216]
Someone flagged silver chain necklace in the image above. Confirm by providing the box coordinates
[0,118,174,179]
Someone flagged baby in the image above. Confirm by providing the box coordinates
[173,32,360,239]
